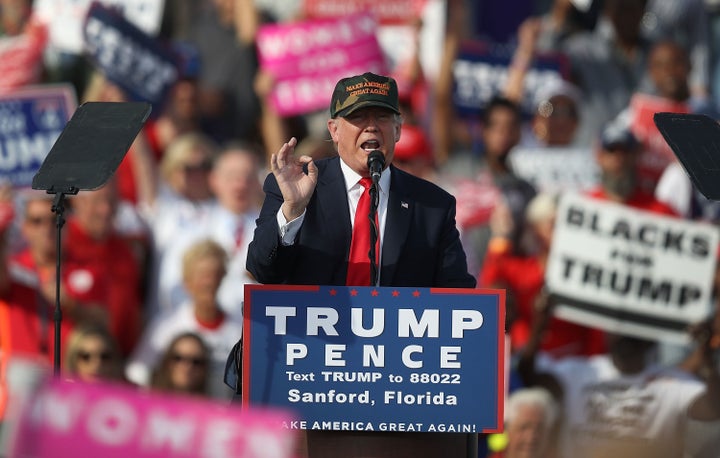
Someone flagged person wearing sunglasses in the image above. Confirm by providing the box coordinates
[64,322,123,383]
[150,332,210,397]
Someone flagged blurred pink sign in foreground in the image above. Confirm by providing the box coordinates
[9,378,296,458]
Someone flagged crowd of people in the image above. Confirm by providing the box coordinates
[1,0,720,457]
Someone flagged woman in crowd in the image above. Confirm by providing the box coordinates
[63,323,124,383]
[150,332,210,397]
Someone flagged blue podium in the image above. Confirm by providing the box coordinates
[242,285,506,458]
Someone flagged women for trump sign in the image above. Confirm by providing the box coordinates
[8,376,296,458]
[256,14,386,116]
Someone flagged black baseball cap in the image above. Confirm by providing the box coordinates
[330,72,400,118]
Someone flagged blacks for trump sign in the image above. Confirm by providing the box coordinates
[546,193,719,343]
[242,285,505,434]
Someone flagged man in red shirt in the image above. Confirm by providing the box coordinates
[5,192,76,358]
[10,192,70,308]
[0,189,71,418]
[64,180,143,356]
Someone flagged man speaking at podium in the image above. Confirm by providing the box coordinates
[245,72,477,457]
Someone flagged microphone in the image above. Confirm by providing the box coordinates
[367,150,385,184]
[366,150,384,287]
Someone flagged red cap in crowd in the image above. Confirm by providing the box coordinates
[394,124,434,165]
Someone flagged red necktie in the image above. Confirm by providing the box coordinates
[346,178,379,286]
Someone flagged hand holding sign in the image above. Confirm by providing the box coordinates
[488,198,514,241]
[672,314,720,401]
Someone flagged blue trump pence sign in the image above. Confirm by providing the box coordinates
[243,285,505,434]
[0,85,76,188]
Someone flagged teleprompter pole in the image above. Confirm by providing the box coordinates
[49,187,77,376]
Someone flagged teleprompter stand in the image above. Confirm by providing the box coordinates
[31,101,151,376]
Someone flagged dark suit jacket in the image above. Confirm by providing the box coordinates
[246,156,476,288]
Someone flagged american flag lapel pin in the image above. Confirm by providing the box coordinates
[401,201,409,209]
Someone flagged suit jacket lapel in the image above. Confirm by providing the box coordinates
[314,157,352,275]
[381,166,412,285]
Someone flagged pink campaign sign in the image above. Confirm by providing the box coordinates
[9,379,297,458]
[256,13,386,116]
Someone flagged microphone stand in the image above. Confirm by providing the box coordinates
[366,150,384,287]
[368,180,380,286]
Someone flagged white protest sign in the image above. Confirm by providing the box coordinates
[546,193,719,343]
[33,0,166,54]
[509,147,599,194]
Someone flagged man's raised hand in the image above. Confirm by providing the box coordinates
[271,137,318,221]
